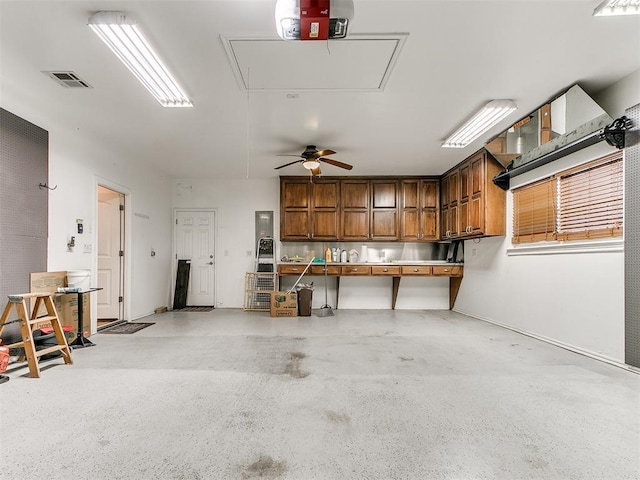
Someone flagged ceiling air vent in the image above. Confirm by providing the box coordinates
[43,71,92,89]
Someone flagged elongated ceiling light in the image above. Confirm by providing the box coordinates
[88,11,192,107]
[442,100,517,148]
[593,0,640,16]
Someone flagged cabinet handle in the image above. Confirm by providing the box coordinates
[383,268,388,272]
[353,268,358,272]
[413,268,419,272]
[444,268,450,272]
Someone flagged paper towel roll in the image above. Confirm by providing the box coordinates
[361,245,368,263]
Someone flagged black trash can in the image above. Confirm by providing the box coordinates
[297,288,313,316]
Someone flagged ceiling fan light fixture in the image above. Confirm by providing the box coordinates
[442,100,517,148]
[302,159,321,170]
[593,0,640,16]
[88,11,193,107]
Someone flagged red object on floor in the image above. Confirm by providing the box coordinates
[0,342,9,373]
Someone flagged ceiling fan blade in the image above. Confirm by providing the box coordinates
[311,166,322,176]
[314,149,336,158]
[319,157,353,170]
[274,159,303,170]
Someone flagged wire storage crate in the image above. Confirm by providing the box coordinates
[244,272,278,311]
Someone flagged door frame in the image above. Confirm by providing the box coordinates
[93,177,131,329]
[172,208,217,307]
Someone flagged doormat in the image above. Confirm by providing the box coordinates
[99,322,155,334]
[174,306,214,312]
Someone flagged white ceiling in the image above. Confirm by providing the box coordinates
[1,0,639,179]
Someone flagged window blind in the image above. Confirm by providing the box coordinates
[512,151,623,244]
[558,155,623,241]
[512,177,556,244]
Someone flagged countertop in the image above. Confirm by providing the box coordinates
[278,261,462,266]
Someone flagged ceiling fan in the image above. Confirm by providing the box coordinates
[274,145,353,176]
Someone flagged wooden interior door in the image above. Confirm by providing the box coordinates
[97,186,123,321]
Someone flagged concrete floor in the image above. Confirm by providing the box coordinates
[1,309,638,480]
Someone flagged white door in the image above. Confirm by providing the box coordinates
[175,210,215,306]
[97,187,124,320]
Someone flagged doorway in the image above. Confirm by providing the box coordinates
[174,209,216,307]
[97,186,125,327]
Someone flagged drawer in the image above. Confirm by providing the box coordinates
[278,264,307,275]
[371,265,401,276]
[401,265,432,276]
[310,265,341,275]
[340,265,371,276]
[432,265,463,277]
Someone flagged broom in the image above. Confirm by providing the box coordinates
[318,258,334,317]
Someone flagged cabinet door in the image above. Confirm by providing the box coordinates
[311,180,339,240]
[420,180,439,240]
[469,153,485,234]
[400,179,420,241]
[459,162,470,203]
[280,178,310,240]
[282,179,310,208]
[340,180,370,240]
[371,180,398,240]
[448,204,459,238]
[441,175,450,208]
[448,170,459,206]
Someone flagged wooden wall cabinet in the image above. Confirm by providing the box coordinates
[440,149,505,240]
[311,179,340,240]
[370,180,399,240]
[340,179,370,240]
[280,178,311,240]
[400,179,439,241]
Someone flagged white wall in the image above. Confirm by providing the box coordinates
[454,70,640,364]
[172,178,280,308]
[171,178,452,310]
[47,124,173,325]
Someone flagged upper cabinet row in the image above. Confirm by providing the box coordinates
[280,177,439,242]
[280,149,506,242]
[440,149,506,239]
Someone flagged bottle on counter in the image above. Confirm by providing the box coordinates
[332,248,339,263]
[340,249,347,263]
[325,247,332,262]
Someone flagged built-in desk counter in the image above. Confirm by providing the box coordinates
[277,262,463,309]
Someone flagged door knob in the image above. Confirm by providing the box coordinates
[207,262,213,265]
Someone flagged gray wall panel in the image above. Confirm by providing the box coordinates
[625,104,640,368]
[0,108,48,335]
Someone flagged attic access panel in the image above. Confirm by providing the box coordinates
[222,35,407,91]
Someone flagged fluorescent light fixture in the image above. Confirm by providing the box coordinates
[302,159,321,170]
[442,100,517,148]
[88,11,192,107]
[593,0,640,16]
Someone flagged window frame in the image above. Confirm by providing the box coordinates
[510,151,623,251]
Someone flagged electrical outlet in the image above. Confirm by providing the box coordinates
[246,250,252,256]
[472,248,477,257]
[83,244,92,253]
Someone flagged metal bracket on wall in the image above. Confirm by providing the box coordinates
[38,182,57,190]
[492,116,633,191]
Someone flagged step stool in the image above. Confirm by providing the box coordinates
[0,293,73,378]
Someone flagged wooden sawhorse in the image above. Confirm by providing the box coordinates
[0,293,73,378]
